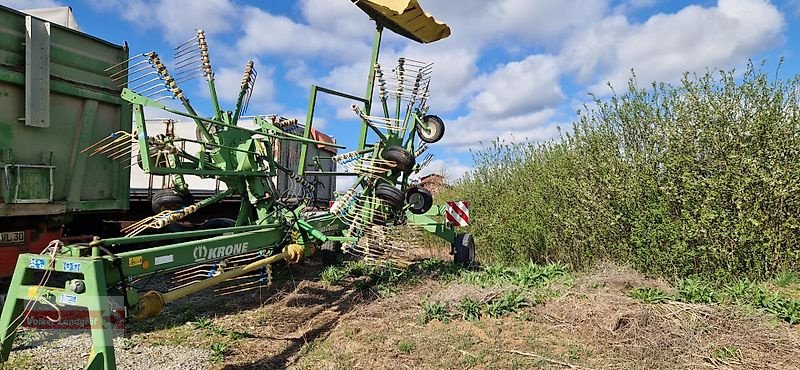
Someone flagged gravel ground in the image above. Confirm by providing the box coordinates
[8,331,211,370]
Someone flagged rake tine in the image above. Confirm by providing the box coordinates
[174,53,200,68]
[108,145,134,160]
[174,65,204,78]
[105,53,152,74]
[130,75,163,90]
[175,74,204,85]
[92,135,132,155]
[110,63,155,82]
[81,132,127,153]
[174,34,199,50]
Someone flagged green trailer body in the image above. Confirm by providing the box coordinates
[0,5,130,278]
[0,5,130,218]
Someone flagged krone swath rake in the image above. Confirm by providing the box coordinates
[0,1,476,369]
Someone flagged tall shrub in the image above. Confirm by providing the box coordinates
[455,63,800,280]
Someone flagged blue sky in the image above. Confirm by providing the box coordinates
[5,0,800,187]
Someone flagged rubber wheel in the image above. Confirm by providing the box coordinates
[381,146,415,172]
[406,188,433,215]
[151,188,192,213]
[198,218,235,229]
[453,233,476,268]
[319,241,342,266]
[375,183,404,210]
[417,115,445,143]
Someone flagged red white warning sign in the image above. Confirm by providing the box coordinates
[445,201,470,226]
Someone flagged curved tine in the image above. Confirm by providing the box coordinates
[109,146,135,160]
[127,72,160,88]
[95,137,132,155]
[91,135,131,154]
[174,66,204,77]
[175,74,203,85]
[145,88,170,98]
[105,52,152,72]
[139,83,169,95]
[110,64,156,82]
[174,34,198,50]
[152,95,174,102]
[174,46,200,59]
[174,52,201,67]
[108,58,151,79]
[81,131,127,153]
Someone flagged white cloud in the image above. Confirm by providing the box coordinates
[300,0,372,39]
[441,109,561,149]
[469,55,563,119]
[562,0,785,93]
[235,6,371,64]
[422,0,609,47]
[87,0,237,44]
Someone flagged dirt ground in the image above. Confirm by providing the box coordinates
[6,254,800,370]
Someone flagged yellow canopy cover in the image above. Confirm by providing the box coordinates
[351,0,451,43]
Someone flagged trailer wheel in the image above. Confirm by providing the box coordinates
[406,188,433,214]
[453,233,476,268]
[382,146,415,172]
[375,183,404,210]
[417,115,445,143]
[151,189,192,213]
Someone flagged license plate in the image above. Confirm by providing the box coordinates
[0,231,25,245]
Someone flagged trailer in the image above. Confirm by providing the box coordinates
[0,5,130,279]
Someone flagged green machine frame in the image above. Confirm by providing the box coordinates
[0,1,467,369]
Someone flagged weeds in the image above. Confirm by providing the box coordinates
[457,297,482,321]
[485,290,527,318]
[628,287,671,304]
[320,265,347,285]
[463,261,567,289]
[420,300,454,324]
[629,277,800,324]
[211,342,229,362]
[676,278,717,304]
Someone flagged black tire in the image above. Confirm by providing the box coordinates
[406,188,433,215]
[375,183,404,210]
[319,241,342,266]
[151,188,191,213]
[453,233,476,268]
[417,115,445,143]
[198,218,236,229]
[381,146,415,173]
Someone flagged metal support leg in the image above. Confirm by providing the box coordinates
[84,260,116,370]
[0,255,33,361]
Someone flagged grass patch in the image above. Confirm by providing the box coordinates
[397,339,415,354]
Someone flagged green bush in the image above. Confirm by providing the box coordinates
[455,61,800,281]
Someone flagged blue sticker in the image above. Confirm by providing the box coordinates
[29,258,45,269]
[63,262,81,273]
[60,294,77,305]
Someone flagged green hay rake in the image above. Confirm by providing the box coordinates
[0,1,476,369]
